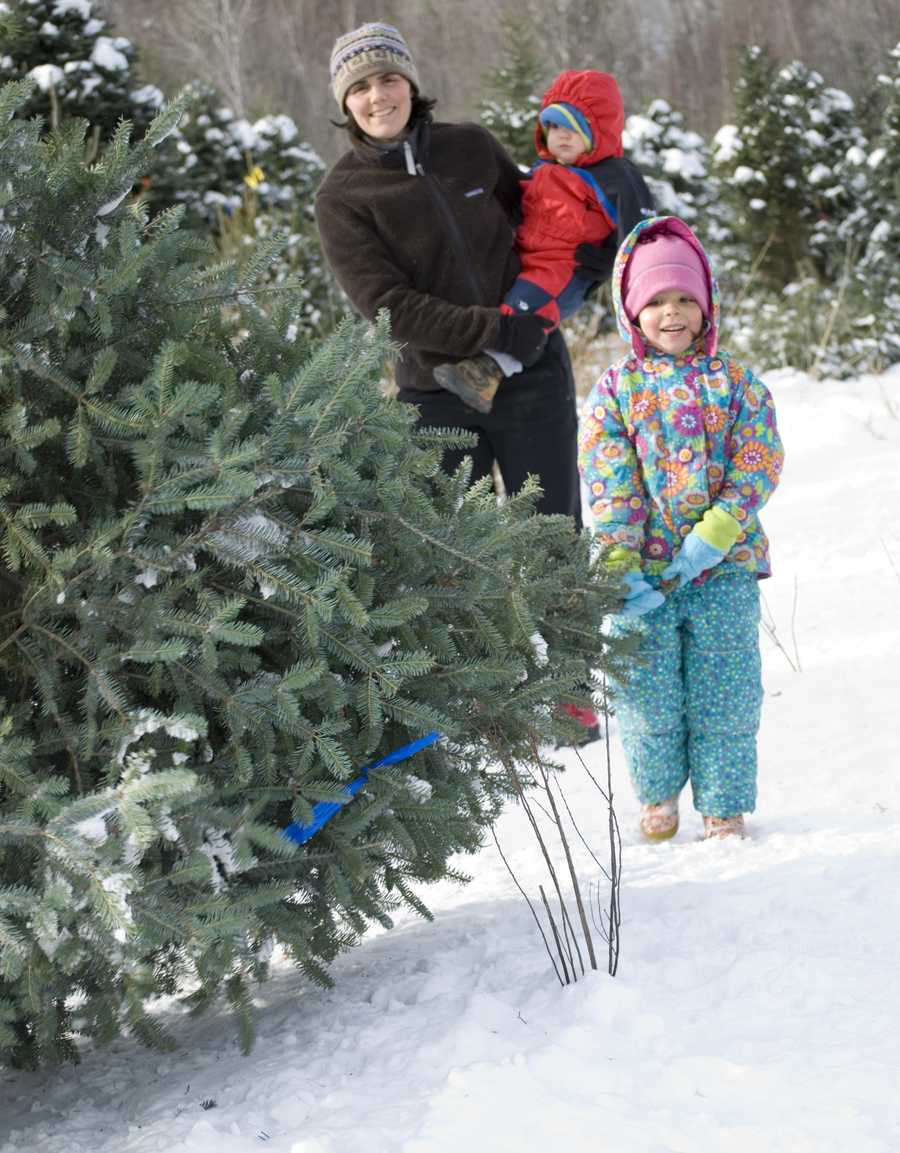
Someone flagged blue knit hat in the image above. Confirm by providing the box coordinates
[539,102,593,151]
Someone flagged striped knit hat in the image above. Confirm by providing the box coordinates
[330,23,419,110]
[539,102,593,152]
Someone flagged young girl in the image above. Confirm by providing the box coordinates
[578,216,784,841]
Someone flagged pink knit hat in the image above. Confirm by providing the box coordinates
[623,232,710,321]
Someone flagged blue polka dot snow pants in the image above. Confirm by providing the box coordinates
[611,570,763,817]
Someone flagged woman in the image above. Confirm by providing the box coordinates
[314,22,586,525]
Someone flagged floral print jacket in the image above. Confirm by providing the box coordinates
[578,216,784,580]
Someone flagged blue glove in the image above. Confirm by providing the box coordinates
[618,571,665,617]
[661,531,726,588]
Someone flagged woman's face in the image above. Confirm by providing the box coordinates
[344,71,413,142]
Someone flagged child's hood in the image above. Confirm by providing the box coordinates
[612,215,721,359]
[535,70,624,166]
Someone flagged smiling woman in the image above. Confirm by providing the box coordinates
[314,22,585,527]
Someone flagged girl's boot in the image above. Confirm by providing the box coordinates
[639,795,679,841]
[703,814,745,840]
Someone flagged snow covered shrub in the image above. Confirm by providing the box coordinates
[0,0,153,146]
[623,99,710,224]
[712,45,868,289]
[0,4,340,338]
[147,87,343,336]
[847,43,900,371]
[710,44,898,376]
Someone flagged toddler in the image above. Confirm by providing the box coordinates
[435,69,653,412]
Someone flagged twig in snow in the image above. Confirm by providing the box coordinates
[878,382,898,422]
[539,883,572,985]
[790,575,803,673]
[811,236,857,380]
[490,825,564,987]
[488,695,622,984]
[598,677,621,974]
[531,741,597,973]
[760,589,800,673]
[500,749,581,977]
[881,537,900,586]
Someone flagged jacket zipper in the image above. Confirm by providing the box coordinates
[421,172,486,306]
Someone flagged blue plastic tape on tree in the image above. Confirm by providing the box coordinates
[282,731,442,845]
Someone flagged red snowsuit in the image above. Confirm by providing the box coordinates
[505,70,641,328]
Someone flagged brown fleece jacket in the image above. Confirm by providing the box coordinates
[314,118,524,392]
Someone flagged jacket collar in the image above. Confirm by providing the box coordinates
[348,114,431,171]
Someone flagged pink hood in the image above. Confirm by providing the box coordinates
[612,215,720,359]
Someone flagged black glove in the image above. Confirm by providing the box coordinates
[495,312,552,368]
[575,238,617,286]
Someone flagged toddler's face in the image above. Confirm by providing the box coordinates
[637,289,704,355]
[545,123,588,163]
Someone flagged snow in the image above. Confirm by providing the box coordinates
[200,828,239,892]
[731,164,761,185]
[95,185,131,218]
[2,367,900,1151]
[27,63,64,91]
[131,84,164,108]
[405,775,434,803]
[116,710,204,766]
[661,146,705,179]
[528,630,549,666]
[712,123,740,162]
[51,0,91,18]
[229,117,260,151]
[258,113,299,144]
[90,36,130,73]
[73,813,110,844]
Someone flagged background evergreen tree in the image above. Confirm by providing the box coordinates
[850,42,900,370]
[478,10,545,167]
[0,0,153,149]
[145,87,342,335]
[712,46,866,288]
[0,80,622,1069]
[0,3,340,338]
[623,98,710,225]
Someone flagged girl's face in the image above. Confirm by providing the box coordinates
[545,123,588,164]
[344,71,413,142]
[637,289,704,355]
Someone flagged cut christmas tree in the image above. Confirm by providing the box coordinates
[0,80,624,1068]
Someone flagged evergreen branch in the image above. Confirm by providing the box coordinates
[388,511,500,576]
[30,624,129,722]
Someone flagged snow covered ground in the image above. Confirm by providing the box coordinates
[3,366,900,1153]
